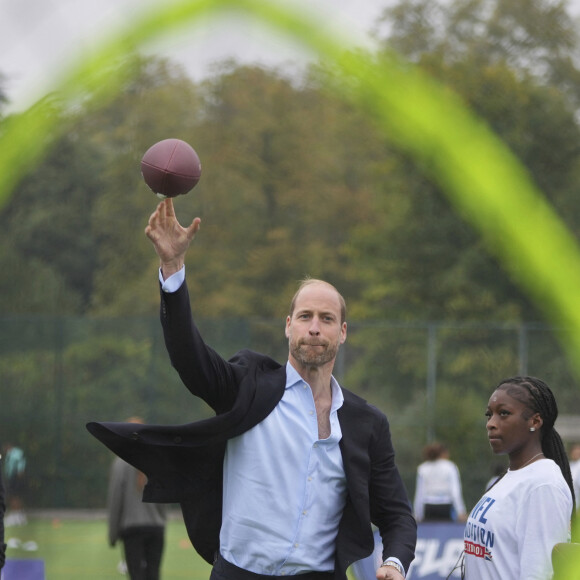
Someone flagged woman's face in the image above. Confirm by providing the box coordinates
[485,387,536,456]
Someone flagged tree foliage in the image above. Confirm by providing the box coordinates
[2,0,580,508]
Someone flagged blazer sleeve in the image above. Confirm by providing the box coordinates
[369,413,417,572]
[160,279,243,414]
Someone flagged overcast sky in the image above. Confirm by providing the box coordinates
[0,0,388,111]
[2,0,580,112]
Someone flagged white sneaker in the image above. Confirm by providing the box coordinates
[22,541,38,551]
[6,537,21,549]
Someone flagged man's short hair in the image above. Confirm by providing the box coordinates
[288,278,346,324]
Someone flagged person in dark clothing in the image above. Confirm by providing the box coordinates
[107,417,167,580]
[88,198,417,580]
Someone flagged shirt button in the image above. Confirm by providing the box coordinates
[309,411,314,415]
[294,543,299,548]
[313,443,318,448]
[307,477,312,482]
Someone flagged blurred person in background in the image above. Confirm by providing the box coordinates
[3,443,27,526]
[107,417,168,580]
[568,442,580,510]
[0,452,6,570]
[413,441,467,523]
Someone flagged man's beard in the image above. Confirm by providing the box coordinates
[290,339,339,367]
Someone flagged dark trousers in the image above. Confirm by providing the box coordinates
[122,526,165,580]
[423,503,453,521]
[210,554,334,580]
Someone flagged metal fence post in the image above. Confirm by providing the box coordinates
[518,323,529,376]
[426,323,438,442]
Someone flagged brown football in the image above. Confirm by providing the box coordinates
[141,138,201,198]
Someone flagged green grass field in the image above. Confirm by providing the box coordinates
[4,514,213,579]
[4,513,365,580]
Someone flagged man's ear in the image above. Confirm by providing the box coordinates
[340,322,347,344]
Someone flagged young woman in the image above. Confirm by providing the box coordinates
[462,376,575,580]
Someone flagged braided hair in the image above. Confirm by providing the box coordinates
[495,376,576,515]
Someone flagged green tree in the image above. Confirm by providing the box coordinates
[0,134,104,314]
[85,56,204,316]
[363,0,580,322]
[336,0,580,501]
[184,63,388,319]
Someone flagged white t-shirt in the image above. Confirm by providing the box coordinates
[414,458,466,520]
[463,458,572,580]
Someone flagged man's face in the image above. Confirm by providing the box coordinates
[285,282,347,369]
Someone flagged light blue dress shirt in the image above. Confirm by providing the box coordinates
[220,362,347,575]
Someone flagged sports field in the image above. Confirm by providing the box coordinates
[4,513,212,579]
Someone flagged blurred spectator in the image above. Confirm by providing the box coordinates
[568,442,580,508]
[0,452,6,569]
[107,417,168,580]
[414,442,467,522]
[3,443,27,526]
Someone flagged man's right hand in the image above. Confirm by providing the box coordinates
[145,198,201,279]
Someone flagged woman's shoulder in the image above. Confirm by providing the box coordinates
[531,458,570,485]
[509,459,571,495]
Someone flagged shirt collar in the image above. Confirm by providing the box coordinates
[285,361,344,411]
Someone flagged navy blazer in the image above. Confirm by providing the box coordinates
[87,282,416,579]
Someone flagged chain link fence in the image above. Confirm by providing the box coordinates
[2,315,579,511]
